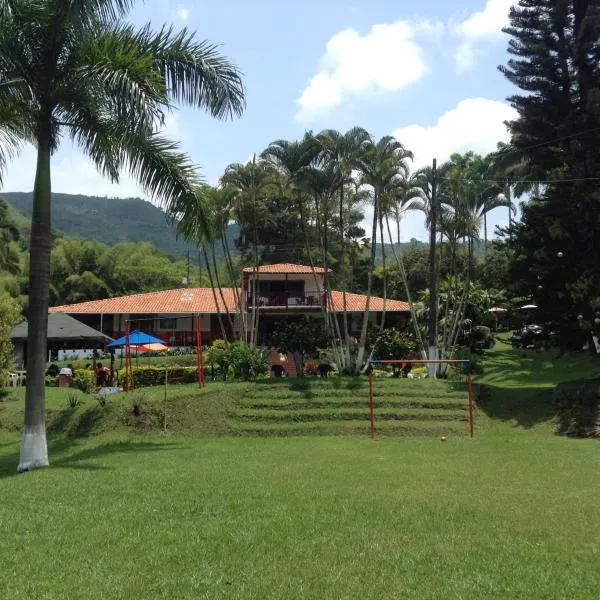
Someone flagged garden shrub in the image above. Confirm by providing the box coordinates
[45,375,58,387]
[73,369,96,393]
[205,340,268,381]
[117,366,199,387]
[370,327,417,361]
[225,342,268,380]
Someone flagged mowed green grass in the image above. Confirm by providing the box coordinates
[0,344,599,598]
[0,432,599,599]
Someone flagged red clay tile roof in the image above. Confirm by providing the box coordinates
[330,291,410,312]
[49,288,238,315]
[49,288,410,314]
[242,263,331,274]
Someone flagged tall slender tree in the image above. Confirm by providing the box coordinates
[222,159,273,345]
[355,135,412,371]
[0,0,244,471]
[315,127,370,371]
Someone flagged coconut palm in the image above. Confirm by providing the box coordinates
[0,0,244,471]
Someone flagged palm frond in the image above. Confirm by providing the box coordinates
[130,24,245,119]
[65,0,136,27]
[118,130,203,217]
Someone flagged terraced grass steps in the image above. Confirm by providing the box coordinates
[228,377,472,437]
[236,399,468,410]
[232,408,467,422]
[229,419,467,437]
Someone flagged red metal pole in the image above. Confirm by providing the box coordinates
[124,321,131,392]
[369,371,375,439]
[195,316,205,387]
[467,373,474,438]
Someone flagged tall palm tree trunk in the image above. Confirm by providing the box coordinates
[222,234,244,338]
[321,201,344,369]
[385,215,426,358]
[356,194,378,371]
[338,185,351,368]
[18,142,52,472]
[202,244,227,340]
[484,212,488,252]
[211,244,235,337]
[378,211,387,332]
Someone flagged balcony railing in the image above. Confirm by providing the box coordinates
[247,291,325,309]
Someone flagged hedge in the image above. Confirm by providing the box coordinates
[117,366,199,387]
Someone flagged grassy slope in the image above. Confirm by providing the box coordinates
[1,346,599,599]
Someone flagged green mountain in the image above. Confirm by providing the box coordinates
[2,192,238,261]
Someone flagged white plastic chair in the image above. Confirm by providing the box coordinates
[9,373,19,388]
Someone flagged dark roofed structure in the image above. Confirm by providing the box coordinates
[10,313,111,342]
[10,313,111,368]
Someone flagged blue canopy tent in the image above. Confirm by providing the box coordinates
[108,330,166,348]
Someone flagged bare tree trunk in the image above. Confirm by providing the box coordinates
[378,210,387,332]
[321,198,344,370]
[18,141,51,472]
[385,215,426,358]
[427,159,439,377]
[211,244,235,336]
[202,245,227,341]
[250,169,260,347]
[222,232,244,339]
[356,193,378,371]
[338,184,351,369]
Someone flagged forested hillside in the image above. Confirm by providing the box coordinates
[2,192,239,261]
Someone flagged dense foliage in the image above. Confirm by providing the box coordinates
[500,0,600,338]
[0,294,20,385]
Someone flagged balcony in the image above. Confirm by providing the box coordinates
[247,291,325,310]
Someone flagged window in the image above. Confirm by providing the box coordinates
[157,318,177,330]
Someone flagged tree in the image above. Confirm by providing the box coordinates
[270,317,331,376]
[0,198,21,276]
[356,135,413,371]
[0,294,21,386]
[222,159,273,345]
[315,127,370,370]
[500,0,600,330]
[0,0,244,471]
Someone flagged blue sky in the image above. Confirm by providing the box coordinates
[2,0,519,241]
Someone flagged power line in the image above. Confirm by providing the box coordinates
[440,176,600,185]
[489,125,600,157]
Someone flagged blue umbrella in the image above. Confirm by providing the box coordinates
[107,330,167,348]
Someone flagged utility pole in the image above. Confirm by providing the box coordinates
[186,248,191,286]
[198,251,202,286]
[428,158,438,377]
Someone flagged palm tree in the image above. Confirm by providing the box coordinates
[314,127,370,370]
[355,135,412,370]
[175,188,229,340]
[221,158,273,345]
[209,185,243,337]
[0,0,244,472]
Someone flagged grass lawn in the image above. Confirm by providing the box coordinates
[0,343,599,599]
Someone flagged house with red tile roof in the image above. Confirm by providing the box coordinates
[49,263,410,346]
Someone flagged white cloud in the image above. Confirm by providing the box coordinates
[454,0,514,72]
[173,6,190,23]
[392,97,517,168]
[296,20,442,121]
